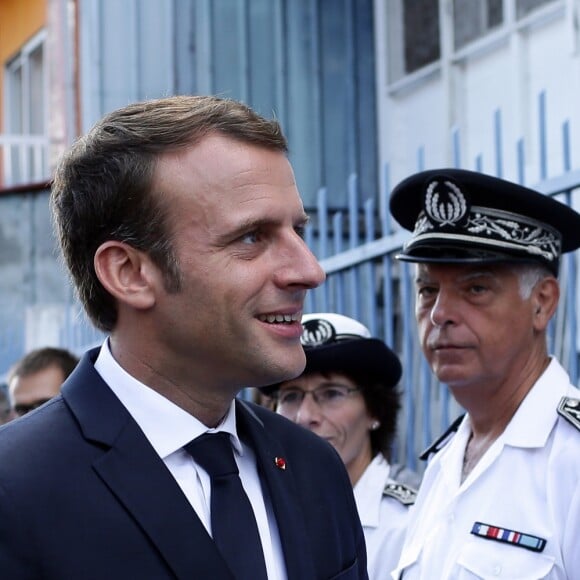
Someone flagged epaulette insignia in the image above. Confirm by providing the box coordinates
[382,483,417,506]
[557,397,580,431]
[419,414,464,461]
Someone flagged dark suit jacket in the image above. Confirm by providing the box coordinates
[0,349,367,579]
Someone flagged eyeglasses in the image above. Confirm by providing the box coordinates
[276,384,360,414]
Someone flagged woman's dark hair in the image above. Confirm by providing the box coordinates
[343,368,401,461]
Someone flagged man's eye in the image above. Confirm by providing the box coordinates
[417,286,436,298]
[294,224,306,239]
[240,231,260,244]
[469,284,487,295]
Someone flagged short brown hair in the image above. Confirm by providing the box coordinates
[51,95,288,332]
[8,347,79,384]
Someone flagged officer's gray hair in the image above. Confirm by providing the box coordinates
[516,264,553,299]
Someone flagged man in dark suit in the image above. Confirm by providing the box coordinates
[0,96,367,580]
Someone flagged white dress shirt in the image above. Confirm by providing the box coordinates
[393,357,580,579]
[94,341,287,580]
[354,453,413,580]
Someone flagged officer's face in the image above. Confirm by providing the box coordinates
[275,371,375,484]
[414,263,553,395]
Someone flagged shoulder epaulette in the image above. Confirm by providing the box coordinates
[419,414,465,461]
[382,482,417,506]
[557,397,580,431]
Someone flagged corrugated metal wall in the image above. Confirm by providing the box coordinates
[77,0,377,209]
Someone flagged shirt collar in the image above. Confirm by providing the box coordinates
[353,453,391,528]
[94,340,242,459]
[501,356,570,449]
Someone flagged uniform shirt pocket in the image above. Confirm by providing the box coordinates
[456,539,555,579]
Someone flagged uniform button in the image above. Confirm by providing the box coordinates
[493,564,502,576]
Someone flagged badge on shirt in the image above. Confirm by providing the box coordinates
[382,483,417,506]
[557,397,580,431]
[470,522,546,553]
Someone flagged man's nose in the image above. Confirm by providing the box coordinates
[296,391,323,427]
[275,233,326,290]
[429,290,457,327]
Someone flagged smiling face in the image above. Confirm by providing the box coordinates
[414,262,550,395]
[143,133,325,393]
[276,372,375,484]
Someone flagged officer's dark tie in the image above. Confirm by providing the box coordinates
[185,432,268,580]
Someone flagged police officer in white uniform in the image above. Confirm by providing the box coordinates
[389,168,580,579]
[261,313,420,579]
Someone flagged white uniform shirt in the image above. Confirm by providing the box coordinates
[94,341,287,580]
[393,357,580,579]
[354,453,414,580]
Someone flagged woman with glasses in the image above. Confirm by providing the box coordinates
[259,312,420,580]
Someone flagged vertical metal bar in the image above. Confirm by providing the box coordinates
[382,163,394,348]
[348,173,360,319]
[317,186,329,311]
[563,120,571,172]
[421,358,432,450]
[364,198,377,335]
[452,126,461,168]
[517,138,525,184]
[317,187,328,260]
[305,224,316,313]
[562,120,578,384]
[417,146,425,172]
[440,381,451,431]
[381,163,391,234]
[539,91,547,180]
[400,262,416,470]
[333,212,345,313]
[494,109,503,178]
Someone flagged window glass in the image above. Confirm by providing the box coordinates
[28,44,45,135]
[403,0,440,74]
[516,0,557,19]
[3,32,46,185]
[454,0,503,50]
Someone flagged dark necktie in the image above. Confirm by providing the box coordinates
[185,432,268,580]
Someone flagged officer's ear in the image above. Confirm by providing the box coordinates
[531,276,559,332]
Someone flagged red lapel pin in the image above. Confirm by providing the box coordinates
[274,457,286,470]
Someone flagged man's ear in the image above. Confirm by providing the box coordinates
[94,241,158,311]
[532,276,559,331]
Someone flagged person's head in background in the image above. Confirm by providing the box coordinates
[7,347,79,418]
[261,313,403,485]
[0,384,10,425]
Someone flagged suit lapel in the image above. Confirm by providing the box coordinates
[236,401,317,579]
[62,350,233,580]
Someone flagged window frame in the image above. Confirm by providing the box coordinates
[386,0,564,94]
